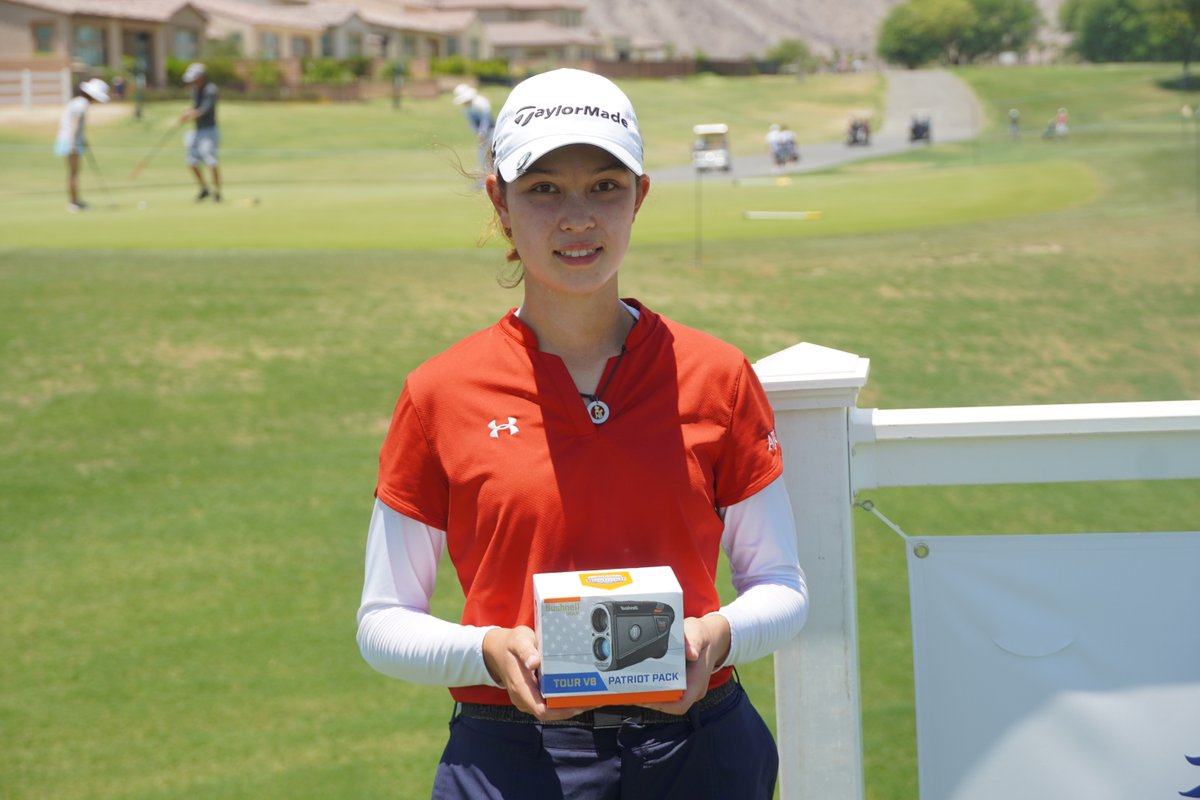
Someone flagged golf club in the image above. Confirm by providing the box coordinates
[129,123,180,180]
[83,147,118,209]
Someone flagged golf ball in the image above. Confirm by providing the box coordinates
[137,201,146,211]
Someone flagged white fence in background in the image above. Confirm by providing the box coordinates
[0,68,71,108]
[753,342,1200,800]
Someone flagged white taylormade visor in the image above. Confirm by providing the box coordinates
[491,69,643,182]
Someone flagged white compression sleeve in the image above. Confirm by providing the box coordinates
[357,474,808,684]
[356,499,500,688]
[716,476,809,665]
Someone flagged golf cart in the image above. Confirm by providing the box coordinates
[692,123,732,172]
[846,111,872,146]
[909,108,932,143]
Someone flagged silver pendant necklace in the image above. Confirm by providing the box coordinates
[580,346,626,425]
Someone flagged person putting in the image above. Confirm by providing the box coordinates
[358,68,809,799]
[452,82,495,175]
[179,62,221,202]
[55,78,109,212]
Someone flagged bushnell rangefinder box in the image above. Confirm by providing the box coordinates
[533,566,685,708]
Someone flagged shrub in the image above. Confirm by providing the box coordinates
[302,57,355,85]
[431,55,470,76]
[166,57,186,85]
[248,59,284,89]
[166,56,238,87]
[341,55,373,78]
[471,58,510,83]
[379,59,408,80]
[765,38,819,72]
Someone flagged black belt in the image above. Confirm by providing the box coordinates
[457,677,738,729]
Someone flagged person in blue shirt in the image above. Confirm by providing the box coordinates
[453,83,495,175]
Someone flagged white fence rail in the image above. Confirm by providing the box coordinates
[753,342,1200,800]
[0,68,71,108]
[851,400,1200,490]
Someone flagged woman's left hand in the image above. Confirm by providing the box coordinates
[641,613,731,716]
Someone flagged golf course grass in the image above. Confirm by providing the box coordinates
[1,63,1197,799]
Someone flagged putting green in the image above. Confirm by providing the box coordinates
[0,157,1097,250]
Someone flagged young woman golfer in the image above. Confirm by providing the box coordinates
[358,68,808,799]
[55,78,109,212]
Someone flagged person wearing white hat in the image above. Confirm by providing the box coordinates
[359,69,807,799]
[764,122,784,167]
[178,62,221,202]
[452,82,494,175]
[55,78,109,212]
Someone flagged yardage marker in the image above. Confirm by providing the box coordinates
[743,210,823,220]
[735,176,794,187]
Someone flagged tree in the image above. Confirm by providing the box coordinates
[1148,0,1200,85]
[1058,0,1087,30]
[1068,0,1154,62]
[879,3,940,67]
[878,0,978,67]
[766,38,818,72]
[1061,0,1198,75]
[960,0,1042,61]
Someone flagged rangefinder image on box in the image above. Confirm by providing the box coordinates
[590,600,675,671]
[533,566,686,708]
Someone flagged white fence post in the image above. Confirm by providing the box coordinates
[22,68,33,108]
[754,342,871,800]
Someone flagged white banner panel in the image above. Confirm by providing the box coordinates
[907,531,1200,800]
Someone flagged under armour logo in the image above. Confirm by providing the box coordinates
[1181,754,1200,797]
[767,430,780,454]
[488,417,519,438]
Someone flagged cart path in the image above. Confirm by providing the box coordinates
[654,68,984,182]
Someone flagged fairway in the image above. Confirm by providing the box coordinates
[2,66,1198,800]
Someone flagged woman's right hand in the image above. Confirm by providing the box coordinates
[481,626,586,721]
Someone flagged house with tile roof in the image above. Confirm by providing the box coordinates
[0,0,206,85]
[337,0,482,61]
[484,18,602,63]
[192,0,357,59]
[191,0,480,61]
[415,0,606,64]
[1,0,643,103]
[424,0,585,27]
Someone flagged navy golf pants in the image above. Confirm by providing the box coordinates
[431,684,778,799]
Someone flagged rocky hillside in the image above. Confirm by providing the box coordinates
[577,0,1064,61]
